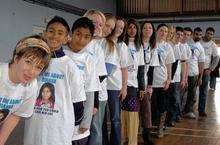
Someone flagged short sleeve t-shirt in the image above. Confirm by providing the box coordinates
[170,42,188,83]
[106,42,133,90]
[187,39,205,76]
[200,40,218,69]
[127,42,145,88]
[64,49,99,92]
[152,41,175,88]
[143,42,160,86]
[24,56,86,145]
[0,63,38,124]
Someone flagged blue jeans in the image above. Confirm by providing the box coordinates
[89,101,107,145]
[198,73,210,113]
[210,76,216,89]
[107,90,121,145]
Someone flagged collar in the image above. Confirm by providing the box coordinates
[51,47,65,58]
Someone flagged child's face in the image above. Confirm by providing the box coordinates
[102,18,115,38]
[69,27,92,52]
[127,23,137,38]
[142,23,153,38]
[42,87,52,101]
[114,20,125,38]
[12,56,44,84]
[43,22,68,51]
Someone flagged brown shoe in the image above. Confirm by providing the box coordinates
[199,112,207,117]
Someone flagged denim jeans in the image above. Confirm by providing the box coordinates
[89,101,107,145]
[198,73,210,113]
[107,90,121,145]
[184,76,198,113]
[210,76,216,89]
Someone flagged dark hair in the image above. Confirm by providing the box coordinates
[10,35,51,72]
[194,27,202,33]
[0,109,9,122]
[175,26,184,32]
[71,17,95,36]
[157,23,168,31]
[46,16,70,33]
[125,18,141,50]
[140,21,156,49]
[38,82,55,104]
[206,27,215,33]
[116,16,127,43]
[184,27,193,33]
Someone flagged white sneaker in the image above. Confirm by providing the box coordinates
[184,112,196,119]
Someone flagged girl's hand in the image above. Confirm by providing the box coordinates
[163,79,171,90]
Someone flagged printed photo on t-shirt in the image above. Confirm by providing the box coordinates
[35,83,55,109]
[0,109,9,123]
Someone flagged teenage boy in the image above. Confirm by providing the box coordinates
[0,35,51,145]
[24,16,86,145]
[64,17,99,145]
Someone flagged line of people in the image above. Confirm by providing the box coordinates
[0,9,219,145]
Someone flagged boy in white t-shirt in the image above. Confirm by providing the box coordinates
[64,17,100,145]
[184,27,205,119]
[180,27,193,114]
[199,27,219,117]
[24,16,86,145]
[0,35,51,145]
[151,24,175,138]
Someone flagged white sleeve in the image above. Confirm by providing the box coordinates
[198,44,205,62]
[68,63,86,103]
[96,42,108,76]
[119,42,130,68]
[165,43,175,64]
[85,57,100,92]
[13,80,38,118]
[212,42,219,57]
[180,44,188,61]
[138,47,145,66]
[150,49,160,66]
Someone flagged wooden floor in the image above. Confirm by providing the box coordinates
[5,79,220,145]
[141,79,220,145]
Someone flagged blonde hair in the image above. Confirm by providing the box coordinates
[83,9,106,24]
[166,25,176,43]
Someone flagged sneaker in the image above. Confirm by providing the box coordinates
[199,112,207,117]
[184,112,196,119]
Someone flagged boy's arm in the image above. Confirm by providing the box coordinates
[0,114,20,145]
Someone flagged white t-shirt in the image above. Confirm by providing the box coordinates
[181,43,192,63]
[152,41,175,88]
[200,40,218,69]
[64,49,99,141]
[86,38,108,101]
[64,49,99,92]
[86,38,107,77]
[24,56,86,145]
[104,41,133,90]
[127,42,145,88]
[169,42,188,83]
[187,39,205,76]
[0,63,38,124]
[143,42,160,86]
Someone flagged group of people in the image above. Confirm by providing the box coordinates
[0,9,219,145]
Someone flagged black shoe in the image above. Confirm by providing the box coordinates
[199,112,207,117]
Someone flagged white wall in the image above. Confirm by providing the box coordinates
[0,0,116,61]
